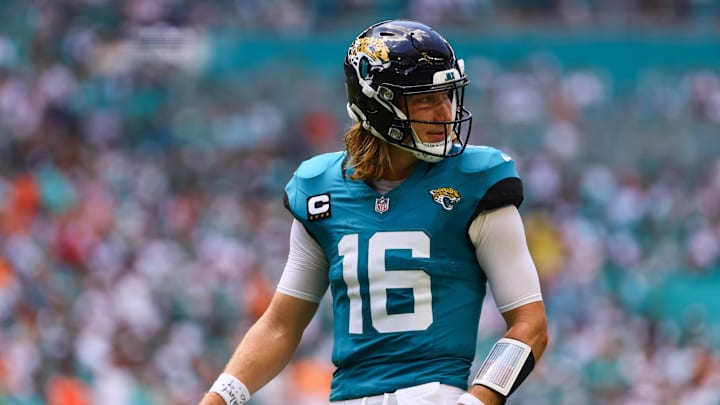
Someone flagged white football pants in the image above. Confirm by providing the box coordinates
[329,382,465,405]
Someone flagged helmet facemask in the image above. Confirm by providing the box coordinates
[386,70,472,162]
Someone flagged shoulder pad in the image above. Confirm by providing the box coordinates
[285,151,345,223]
[458,145,514,173]
[294,152,346,180]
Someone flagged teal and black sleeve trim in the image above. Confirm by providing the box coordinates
[475,177,524,214]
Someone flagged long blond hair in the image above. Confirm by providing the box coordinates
[344,123,393,182]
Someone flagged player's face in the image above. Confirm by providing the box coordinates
[402,91,454,144]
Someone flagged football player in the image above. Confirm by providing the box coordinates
[201,19,548,405]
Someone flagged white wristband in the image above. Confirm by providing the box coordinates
[209,373,251,405]
[457,392,485,405]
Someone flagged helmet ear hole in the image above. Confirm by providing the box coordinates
[388,128,404,141]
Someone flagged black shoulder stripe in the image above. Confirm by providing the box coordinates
[465,178,524,248]
[476,177,524,213]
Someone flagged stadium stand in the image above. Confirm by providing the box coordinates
[1,1,719,403]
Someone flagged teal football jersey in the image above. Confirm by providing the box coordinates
[284,146,522,401]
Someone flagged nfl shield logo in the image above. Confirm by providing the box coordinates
[375,196,390,214]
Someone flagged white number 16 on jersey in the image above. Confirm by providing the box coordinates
[338,231,433,334]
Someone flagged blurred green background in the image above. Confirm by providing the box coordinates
[1,1,720,404]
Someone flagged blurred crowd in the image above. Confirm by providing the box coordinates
[2,1,720,404]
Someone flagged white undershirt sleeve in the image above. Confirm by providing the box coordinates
[469,205,543,313]
[276,219,330,303]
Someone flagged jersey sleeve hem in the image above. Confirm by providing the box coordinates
[276,286,324,304]
[497,293,543,313]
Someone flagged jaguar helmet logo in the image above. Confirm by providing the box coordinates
[348,37,390,80]
[430,187,461,211]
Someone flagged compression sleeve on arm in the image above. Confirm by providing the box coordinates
[276,219,330,303]
[469,205,543,312]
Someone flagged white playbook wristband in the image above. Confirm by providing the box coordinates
[472,337,533,396]
[457,392,486,405]
[209,373,250,405]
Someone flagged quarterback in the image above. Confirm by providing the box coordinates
[200,19,548,405]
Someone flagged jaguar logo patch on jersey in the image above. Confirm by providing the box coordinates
[430,187,461,211]
[307,193,331,221]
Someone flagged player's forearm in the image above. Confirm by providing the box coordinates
[199,293,318,405]
[198,318,302,405]
[230,315,305,391]
[460,302,548,405]
[502,301,548,361]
